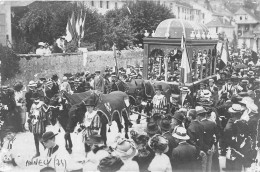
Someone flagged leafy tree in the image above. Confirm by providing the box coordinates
[104,1,174,49]
[103,16,136,50]
[123,1,174,45]
[0,45,20,82]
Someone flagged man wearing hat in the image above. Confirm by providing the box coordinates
[170,111,185,134]
[197,82,212,101]
[159,119,178,158]
[37,131,83,171]
[151,85,168,114]
[186,109,205,155]
[220,78,235,99]
[145,122,161,138]
[171,127,201,172]
[197,106,219,172]
[60,76,72,94]
[94,70,105,93]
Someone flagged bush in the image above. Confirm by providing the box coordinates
[0,45,21,83]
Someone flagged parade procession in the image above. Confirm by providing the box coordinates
[1,0,260,172]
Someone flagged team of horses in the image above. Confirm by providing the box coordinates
[31,79,226,154]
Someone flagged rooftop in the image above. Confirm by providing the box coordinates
[206,16,234,28]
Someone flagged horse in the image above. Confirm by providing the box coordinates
[48,90,131,153]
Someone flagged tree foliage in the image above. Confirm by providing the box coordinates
[0,45,20,82]
[104,1,174,49]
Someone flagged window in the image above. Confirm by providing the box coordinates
[91,1,94,6]
[100,1,103,8]
[240,16,242,20]
[106,1,109,9]
[115,2,118,8]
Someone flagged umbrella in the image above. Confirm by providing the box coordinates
[234,64,247,69]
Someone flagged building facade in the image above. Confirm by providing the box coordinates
[234,7,260,50]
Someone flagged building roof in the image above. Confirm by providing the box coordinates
[206,16,234,28]
[235,7,260,22]
[175,1,193,9]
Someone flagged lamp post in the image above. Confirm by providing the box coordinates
[200,57,203,80]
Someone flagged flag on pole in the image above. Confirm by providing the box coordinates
[180,35,191,83]
[65,18,72,42]
[70,12,76,37]
[219,41,229,70]
[127,6,131,14]
[75,13,81,37]
[81,13,86,39]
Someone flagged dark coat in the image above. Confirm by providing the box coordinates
[51,82,60,95]
[162,131,178,158]
[171,142,201,172]
[200,119,220,152]
[187,120,204,152]
[25,90,34,112]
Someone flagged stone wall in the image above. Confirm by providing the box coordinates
[4,49,143,86]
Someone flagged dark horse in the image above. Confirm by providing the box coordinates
[49,90,131,153]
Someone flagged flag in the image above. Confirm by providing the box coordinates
[219,41,229,70]
[81,13,86,39]
[70,12,76,38]
[127,6,131,14]
[180,35,191,83]
[75,12,81,37]
[181,35,185,50]
[65,18,72,42]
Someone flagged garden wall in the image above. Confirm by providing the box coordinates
[4,49,143,86]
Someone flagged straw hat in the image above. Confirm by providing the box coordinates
[112,138,137,160]
[28,80,37,87]
[172,127,190,140]
[195,106,207,115]
[228,104,243,113]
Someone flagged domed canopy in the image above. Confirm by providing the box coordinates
[154,19,209,39]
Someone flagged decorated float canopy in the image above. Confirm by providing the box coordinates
[143,19,218,86]
[153,19,209,39]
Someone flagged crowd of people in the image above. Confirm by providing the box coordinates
[0,47,260,172]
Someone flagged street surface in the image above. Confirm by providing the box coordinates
[1,113,226,172]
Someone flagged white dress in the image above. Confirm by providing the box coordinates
[148,153,172,172]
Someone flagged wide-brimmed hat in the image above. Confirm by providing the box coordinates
[145,122,160,135]
[239,97,254,105]
[159,119,171,131]
[180,86,190,93]
[195,106,207,115]
[38,42,45,46]
[95,70,101,74]
[98,156,124,172]
[85,134,103,145]
[1,85,9,91]
[155,85,163,91]
[241,80,249,84]
[248,71,254,76]
[172,127,190,140]
[112,137,137,160]
[41,131,58,142]
[228,104,243,113]
[148,134,169,153]
[208,78,214,83]
[28,80,37,87]
[197,100,214,107]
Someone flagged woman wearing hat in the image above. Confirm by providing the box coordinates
[152,85,168,115]
[98,155,124,172]
[148,134,172,172]
[111,137,139,171]
[28,92,48,158]
[13,81,26,132]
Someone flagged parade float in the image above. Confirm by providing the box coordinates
[142,19,219,106]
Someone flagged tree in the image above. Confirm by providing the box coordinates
[15,1,104,50]
[103,16,136,50]
[0,45,20,83]
[124,1,175,45]
[104,1,174,49]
